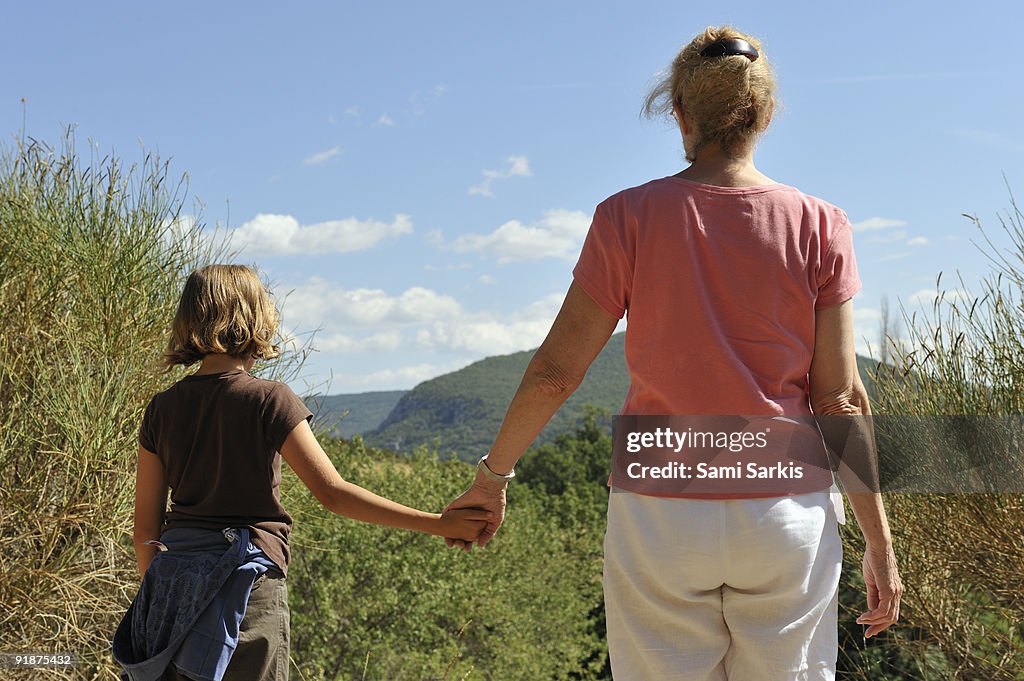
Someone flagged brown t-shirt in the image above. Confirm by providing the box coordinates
[138,369,312,576]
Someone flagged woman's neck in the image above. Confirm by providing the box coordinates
[676,144,775,188]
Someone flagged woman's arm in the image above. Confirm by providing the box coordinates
[445,281,620,547]
[280,420,490,541]
[133,446,168,580]
[809,299,903,637]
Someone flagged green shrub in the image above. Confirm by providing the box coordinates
[0,132,212,678]
[862,191,1024,680]
[285,437,606,680]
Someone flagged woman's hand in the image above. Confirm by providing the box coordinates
[856,544,903,638]
[443,475,507,550]
[437,507,493,542]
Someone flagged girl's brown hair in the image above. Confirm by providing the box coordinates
[644,26,776,161]
[164,264,281,367]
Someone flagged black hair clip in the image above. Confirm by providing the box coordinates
[700,38,759,61]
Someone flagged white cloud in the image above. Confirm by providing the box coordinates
[270,276,604,388]
[336,363,453,389]
[423,263,471,272]
[409,85,447,116]
[414,292,563,355]
[163,213,219,252]
[468,155,532,197]
[523,292,566,317]
[452,209,590,263]
[315,331,403,353]
[424,229,444,247]
[906,236,929,246]
[478,274,496,285]
[866,229,908,244]
[854,307,882,324]
[852,307,881,358]
[907,289,939,305]
[375,113,395,127]
[851,306,916,361]
[303,145,342,166]
[506,156,530,176]
[280,277,568,360]
[163,213,200,238]
[284,279,462,329]
[851,217,907,233]
[228,214,412,256]
[871,252,910,263]
[344,106,360,117]
[907,288,972,306]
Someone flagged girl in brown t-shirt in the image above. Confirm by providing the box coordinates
[129,264,489,680]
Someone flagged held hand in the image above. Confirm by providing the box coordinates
[438,507,493,542]
[856,544,903,638]
[443,476,507,551]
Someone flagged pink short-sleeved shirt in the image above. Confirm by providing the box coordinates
[573,176,861,420]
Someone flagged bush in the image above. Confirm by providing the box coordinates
[862,191,1024,680]
[286,437,606,680]
[0,131,210,678]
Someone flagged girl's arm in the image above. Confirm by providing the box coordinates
[279,420,490,541]
[133,446,168,580]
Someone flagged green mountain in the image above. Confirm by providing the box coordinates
[302,333,880,461]
[857,354,880,398]
[365,333,630,461]
[306,390,407,439]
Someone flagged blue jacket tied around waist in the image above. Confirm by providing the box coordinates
[112,527,277,681]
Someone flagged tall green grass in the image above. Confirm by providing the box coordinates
[859,192,1024,680]
[0,131,211,678]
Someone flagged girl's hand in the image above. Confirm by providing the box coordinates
[438,507,492,542]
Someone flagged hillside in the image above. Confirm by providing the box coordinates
[364,333,881,461]
[306,390,406,439]
[857,354,880,398]
[365,333,629,460]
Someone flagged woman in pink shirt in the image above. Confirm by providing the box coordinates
[446,26,902,680]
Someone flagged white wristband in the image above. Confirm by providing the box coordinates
[478,455,515,483]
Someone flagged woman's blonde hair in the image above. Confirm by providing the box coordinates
[644,26,776,161]
[164,264,281,368]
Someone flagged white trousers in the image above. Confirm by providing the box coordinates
[603,490,842,681]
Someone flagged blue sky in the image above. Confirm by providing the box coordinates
[5,2,1023,392]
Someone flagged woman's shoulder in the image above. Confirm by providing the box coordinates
[598,176,682,205]
[598,176,813,206]
[592,178,684,220]
[592,177,852,237]
[788,187,849,217]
